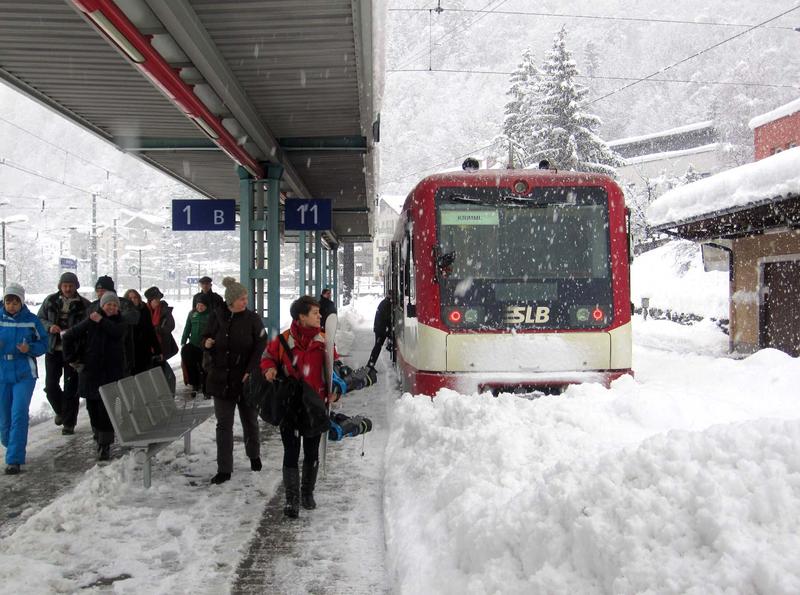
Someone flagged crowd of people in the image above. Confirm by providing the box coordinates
[1,275,387,519]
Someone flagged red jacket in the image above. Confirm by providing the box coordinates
[261,320,336,402]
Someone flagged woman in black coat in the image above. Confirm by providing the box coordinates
[62,292,127,460]
[123,289,161,374]
[203,277,267,485]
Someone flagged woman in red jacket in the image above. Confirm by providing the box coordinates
[261,295,331,518]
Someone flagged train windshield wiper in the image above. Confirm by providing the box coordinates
[448,194,483,203]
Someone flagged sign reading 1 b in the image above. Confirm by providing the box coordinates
[172,199,235,231]
[284,198,332,231]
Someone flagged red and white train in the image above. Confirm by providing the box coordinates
[388,166,632,396]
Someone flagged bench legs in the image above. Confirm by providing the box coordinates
[184,431,191,455]
[143,457,152,489]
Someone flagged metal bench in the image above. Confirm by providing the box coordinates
[99,366,215,487]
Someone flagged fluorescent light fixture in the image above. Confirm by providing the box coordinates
[88,10,145,63]
[190,116,220,140]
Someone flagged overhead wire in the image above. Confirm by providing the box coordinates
[588,3,800,104]
[384,3,800,186]
[394,0,510,71]
[387,68,800,90]
[387,7,798,31]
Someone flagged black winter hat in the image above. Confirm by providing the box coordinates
[144,286,164,301]
[196,292,212,307]
[59,272,80,289]
[95,275,115,292]
[198,276,212,284]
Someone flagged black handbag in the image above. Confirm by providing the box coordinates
[243,370,295,426]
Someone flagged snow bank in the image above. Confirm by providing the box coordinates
[632,240,728,319]
[385,342,800,594]
[647,147,800,227]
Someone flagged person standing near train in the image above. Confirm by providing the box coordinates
[1,283,50,474]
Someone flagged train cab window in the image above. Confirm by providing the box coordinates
[401,226,417,317]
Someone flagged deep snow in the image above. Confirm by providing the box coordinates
[3,280,800,594]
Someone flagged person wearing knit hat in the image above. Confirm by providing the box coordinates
[222,276,248,307]
[145,286,178,395]
[1,282,49,475]
[100,291,120,308]
[94,275,115,295]
[61,285,127,461]
[203,276,267,485]
[37,273,91,434]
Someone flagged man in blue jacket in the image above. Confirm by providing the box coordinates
[37,272,91,435]
[0,283,48,475]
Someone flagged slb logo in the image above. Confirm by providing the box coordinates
[504,305,550,324]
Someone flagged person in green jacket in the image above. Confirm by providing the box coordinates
[180,293,211,397]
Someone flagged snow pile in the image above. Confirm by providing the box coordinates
[384,344,800,594]
[0,427,279,593]
[647,147,800,226]
[631,240,728,319]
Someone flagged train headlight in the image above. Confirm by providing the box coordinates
[592,307,604,321]
[448,309,463,324]
[512,180,528,194]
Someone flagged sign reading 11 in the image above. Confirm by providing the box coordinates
[284,198,332,231]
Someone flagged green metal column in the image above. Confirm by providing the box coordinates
[314,232,323,298]
[297,230,306,298]
[331,245,339,307]
[265,163,283,339]
[238,166,253,300]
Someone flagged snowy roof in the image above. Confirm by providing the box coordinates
[623,143,719,166]
[648,147,800,227]
[609,120,714,147]
[380,194,405,213]
[748,97,800,130]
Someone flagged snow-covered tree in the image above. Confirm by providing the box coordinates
[525,27,622,176]
[583,40,600,78]
[494,49,539,167]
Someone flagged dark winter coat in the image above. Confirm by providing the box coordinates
[148,300,179,361]
[373,297,391,335]
[0,304,48,383]
[129,302,161,374]
[37,291,91,353]
[203,307,267,402]
[89,296,139,375]
[62,311,127,400]
[319,295,337,328]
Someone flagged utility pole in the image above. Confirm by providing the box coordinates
[1,221,5,291]
[112,217,118,281]
[90,193,97,283]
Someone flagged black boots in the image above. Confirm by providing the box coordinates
[250,457,262,471]
[210,472,231,485]
[283,466,300,518]
[4,464,21,475]
[301,460,319,510]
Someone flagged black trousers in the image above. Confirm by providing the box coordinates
[280,425,321,469]
[213,397,260,474]
[85,398,114,445]
[180,343,205,390]
[44,351,80,427]
[368,333,387,367]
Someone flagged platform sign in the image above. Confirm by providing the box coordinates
[59,257,77,270]
[172,199,236,231]
[186,276,200,285]
[284,198,332,231]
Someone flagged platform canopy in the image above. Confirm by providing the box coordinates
[0,0,383,242]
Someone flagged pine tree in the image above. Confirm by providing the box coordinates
[526,27,622,176]
[498,49,539,167]
[583,40,600,78]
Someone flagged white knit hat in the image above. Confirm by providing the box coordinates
[4,282,25,302]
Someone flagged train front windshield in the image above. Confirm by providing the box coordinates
[435,186,614,330]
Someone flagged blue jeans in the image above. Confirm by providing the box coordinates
[0,378,36,465]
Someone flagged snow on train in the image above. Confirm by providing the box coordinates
[388,160,633,396]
